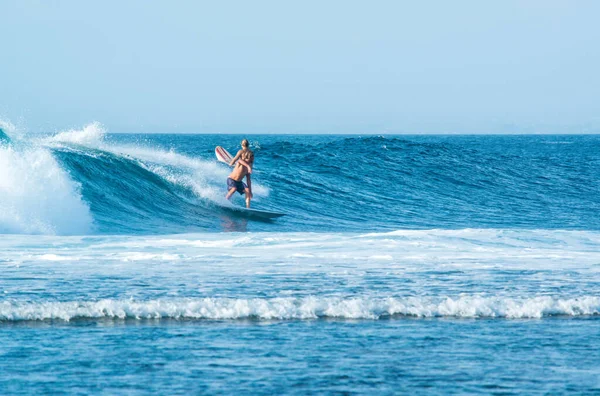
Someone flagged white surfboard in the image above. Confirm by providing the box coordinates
[215,146,233,164]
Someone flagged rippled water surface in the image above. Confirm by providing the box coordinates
[1,127,599,393]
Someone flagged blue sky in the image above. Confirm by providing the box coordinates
[1,0,599,134]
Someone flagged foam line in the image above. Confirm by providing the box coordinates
[1,296,598,321]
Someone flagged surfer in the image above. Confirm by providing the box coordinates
[226,139,254,208]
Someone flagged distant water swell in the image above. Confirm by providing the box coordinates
[2,296,599,322]
[1,122,599,234]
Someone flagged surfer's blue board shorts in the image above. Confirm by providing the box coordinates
[227,177,247,195]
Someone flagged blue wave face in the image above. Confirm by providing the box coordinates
[50,145,224,234]
[238,134,600,231]
[2,131,600,235]
[0,127,10,145]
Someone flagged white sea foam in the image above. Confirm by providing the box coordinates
[2,229,598,273]
[36,254,75,261]
[1,296,598,322]
[117,252,184,261]
[0,145,92,235]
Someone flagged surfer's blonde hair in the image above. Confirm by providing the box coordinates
[241,139,249,148]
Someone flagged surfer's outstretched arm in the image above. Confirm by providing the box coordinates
[238,159,252,174]
[229,150,243,166]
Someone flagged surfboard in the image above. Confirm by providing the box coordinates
[215,146,233,164]
[230,207,286,219]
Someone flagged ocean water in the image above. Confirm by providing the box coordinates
[1,124,600,394]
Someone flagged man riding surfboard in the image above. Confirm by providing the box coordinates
[226,139,254,208]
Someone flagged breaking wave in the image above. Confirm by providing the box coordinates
[0,124,92,235]
[2,296,599,322]
[1,119,600,234]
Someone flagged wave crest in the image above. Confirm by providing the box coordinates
[50,121,106,146]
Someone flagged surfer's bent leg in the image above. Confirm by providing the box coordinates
[226,188,237,200]
[226,178,238,199]
[226,177,247,200]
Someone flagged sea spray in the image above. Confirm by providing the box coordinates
[0,122,92,235]
[50,121,106,146]
[0,145,93,234]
